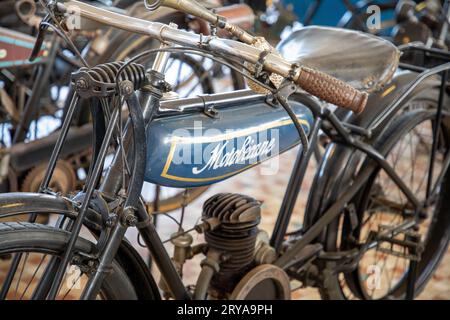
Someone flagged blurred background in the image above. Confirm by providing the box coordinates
[1,0,450,300]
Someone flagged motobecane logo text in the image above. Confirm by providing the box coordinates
[192,136,276,175]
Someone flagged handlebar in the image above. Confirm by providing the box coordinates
[54,0,369,113]
[296,66,368,113]
[29,16,49,62]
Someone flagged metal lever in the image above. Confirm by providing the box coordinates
[29,14,51,62]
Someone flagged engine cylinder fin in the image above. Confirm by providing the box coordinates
[202,193,262,296]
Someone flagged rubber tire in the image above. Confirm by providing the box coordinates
[0,222,138,300]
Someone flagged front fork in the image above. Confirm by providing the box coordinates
[80,43,178,299]
[26,40,185,299]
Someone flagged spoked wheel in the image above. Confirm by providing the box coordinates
[322,105,450,300]
[0,222,137,300]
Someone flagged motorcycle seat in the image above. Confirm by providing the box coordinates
[276,26,401,92]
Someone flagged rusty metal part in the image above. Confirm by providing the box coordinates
[21,160,76,194]
[202,193,261,295]
[230,264,291,300]
[15,0,42,28]
[0,87,19,122]
[0,161,74,224]
[160,231,196,299]
[254,230,277,265]
[244,37,284,94]
[195,216,221,233]
[18,160,75,231]
[194,248,221,300]
[192,4,255,38]
[171,230,194,277]
[216,4,254,32]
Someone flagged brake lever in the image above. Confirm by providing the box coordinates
[29,14,51,62]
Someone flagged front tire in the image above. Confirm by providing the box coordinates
[0,222,137,300]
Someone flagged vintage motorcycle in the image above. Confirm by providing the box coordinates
[0,0,449,300]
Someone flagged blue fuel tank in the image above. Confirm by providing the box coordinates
[144,90,314,188]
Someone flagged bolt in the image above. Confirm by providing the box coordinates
[106,214,117,228]
[163,81,172,92]
[417,244,425,255]
[125,214,137,226]
[120,80,134,96]
[76,79,88,90]
[72,255,81,265]
[205,106,218,118]
[123,207,137,226]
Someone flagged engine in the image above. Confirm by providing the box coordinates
[199,193,289,299]
[162,192,290,300]
[202,193,261,295]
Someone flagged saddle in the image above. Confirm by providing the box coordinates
[277,26,401,92]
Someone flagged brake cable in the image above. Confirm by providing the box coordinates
[37,0,89,67]
[275,86,310,155]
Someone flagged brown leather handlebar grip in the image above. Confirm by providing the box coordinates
[296,66,368,113]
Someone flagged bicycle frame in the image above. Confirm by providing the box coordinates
[2,0,450,300]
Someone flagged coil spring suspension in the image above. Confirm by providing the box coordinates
[202,193,261,294]
[71,61,146,98]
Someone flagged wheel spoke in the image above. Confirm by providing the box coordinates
[343,112,449,299]
[19,254,47,300]
[14,253,29,299]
